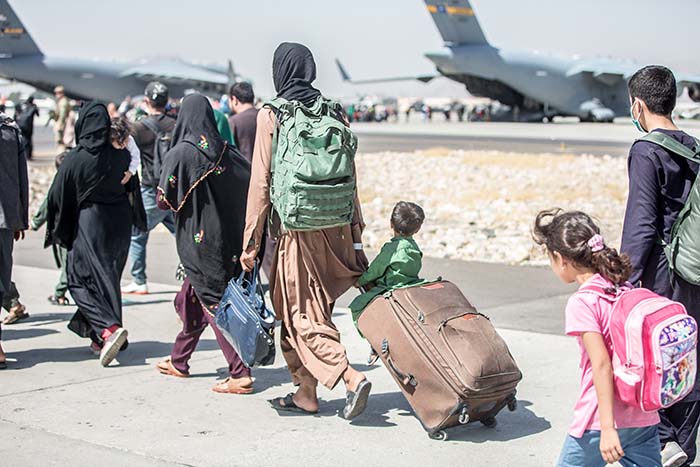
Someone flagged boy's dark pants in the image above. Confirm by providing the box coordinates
[658,401,700,466]
[658,274,700,465]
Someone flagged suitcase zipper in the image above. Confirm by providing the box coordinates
[392,297,520,400]
[389,297,470,396]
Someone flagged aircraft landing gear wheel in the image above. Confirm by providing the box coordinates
[508,397,518,412]
[429,430,449,441]
[481,417,498,428]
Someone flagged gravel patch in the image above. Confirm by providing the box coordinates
[356,149,628,265]
[27,148,629,266]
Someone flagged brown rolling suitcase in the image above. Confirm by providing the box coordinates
[357,280,522,440]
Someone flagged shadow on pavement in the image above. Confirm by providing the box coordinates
[115,340,220,367]
[122,299,173,307]
[2,327,60,341]
[5,339,221,369]
[323,394,551,442]
[445,400,551,443]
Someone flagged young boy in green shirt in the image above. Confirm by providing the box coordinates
[350,201,425,327]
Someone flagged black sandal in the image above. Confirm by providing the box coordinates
[0,361,7,370]
[343,379,372,420]
[269,393,318,415]
[48,295,70,306]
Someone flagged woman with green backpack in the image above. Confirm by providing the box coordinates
[240,42,372,420]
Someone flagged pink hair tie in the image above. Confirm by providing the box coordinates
[587,234,605,252]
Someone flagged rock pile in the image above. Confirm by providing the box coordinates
[26,149,629,266]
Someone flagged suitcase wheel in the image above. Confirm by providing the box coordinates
[481,417,497,428]
[507,396,518,412]
[428,430,449,441]
[458,409,470,425]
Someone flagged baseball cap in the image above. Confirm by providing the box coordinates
[144,81,169,106]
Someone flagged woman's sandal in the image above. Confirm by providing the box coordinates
[269,393,319,415]
[47,295,70,306]
[343,379,372,420]
[2,304,28,324]
[211,376,254,394]
[156,358,189,378]
[0,360,6,370]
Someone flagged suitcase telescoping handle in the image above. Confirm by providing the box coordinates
[381,339,417,388]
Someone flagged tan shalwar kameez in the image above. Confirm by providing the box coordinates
[242,108,365,390]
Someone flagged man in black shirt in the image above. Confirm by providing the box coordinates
[123,82,176,295]
[621,66,700,467]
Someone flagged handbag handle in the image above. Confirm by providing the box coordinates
[236,261,268,312]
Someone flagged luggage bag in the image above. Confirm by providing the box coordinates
[357,280,522,440]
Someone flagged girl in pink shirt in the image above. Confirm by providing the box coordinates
[533,209,661,467]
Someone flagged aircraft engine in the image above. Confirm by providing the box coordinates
[689,84,700,103]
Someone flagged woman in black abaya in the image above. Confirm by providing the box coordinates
[47,102,144,367]
[155,94,254,394]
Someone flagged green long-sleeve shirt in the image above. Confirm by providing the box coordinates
[350,236,423,324]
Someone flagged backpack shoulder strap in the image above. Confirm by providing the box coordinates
[638,132,700,162]
[140,116,161,136]
[577,283,630,302]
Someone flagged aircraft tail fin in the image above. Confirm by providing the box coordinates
[424,0,488,46]
[0,0,42,57]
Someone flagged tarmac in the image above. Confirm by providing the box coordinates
[6,121,700,466]
[6,230,576,467]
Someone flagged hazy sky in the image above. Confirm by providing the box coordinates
[10,0,700,99]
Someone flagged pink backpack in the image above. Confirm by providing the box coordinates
[580,284,698,412]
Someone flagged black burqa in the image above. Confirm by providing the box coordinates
[158,94,251,308]
[46,102,145,342]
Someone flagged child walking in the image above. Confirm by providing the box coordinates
[350,201,425,326]
[533,209,662,467]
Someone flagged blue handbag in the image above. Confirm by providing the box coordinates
[215,262,276,368]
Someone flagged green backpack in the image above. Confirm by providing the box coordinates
[266,96,358,231]
[640,132,700,285]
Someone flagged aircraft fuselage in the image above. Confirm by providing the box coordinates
[0,55,222,103]
[426,45,630,118]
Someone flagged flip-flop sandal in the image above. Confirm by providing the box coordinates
[343,379,372,420]
[212,377,254,394]
[156,358,189,378]
[269,393,319,415]
[48,295,70,306]
[3,305,28,325]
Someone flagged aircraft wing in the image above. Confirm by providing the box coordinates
[565,61,637,86]
[335,59,437,84]
[119,60,229,87]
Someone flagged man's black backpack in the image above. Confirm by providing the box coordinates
[140,117,173,181]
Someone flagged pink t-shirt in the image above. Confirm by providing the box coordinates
[565,274,660,438]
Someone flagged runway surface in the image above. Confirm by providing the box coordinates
[28,118,700,163]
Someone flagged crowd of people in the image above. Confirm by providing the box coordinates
[0,43,699,466]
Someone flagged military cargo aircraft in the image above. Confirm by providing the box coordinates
[338,0,700,122]
[0,0,242,103]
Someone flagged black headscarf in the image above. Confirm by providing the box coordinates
[273,42,322,107]
[158,94,251,307]
[46,102,111,249]
[159,94,227,211]
[170,94,225,163]
[46,102,145,248]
